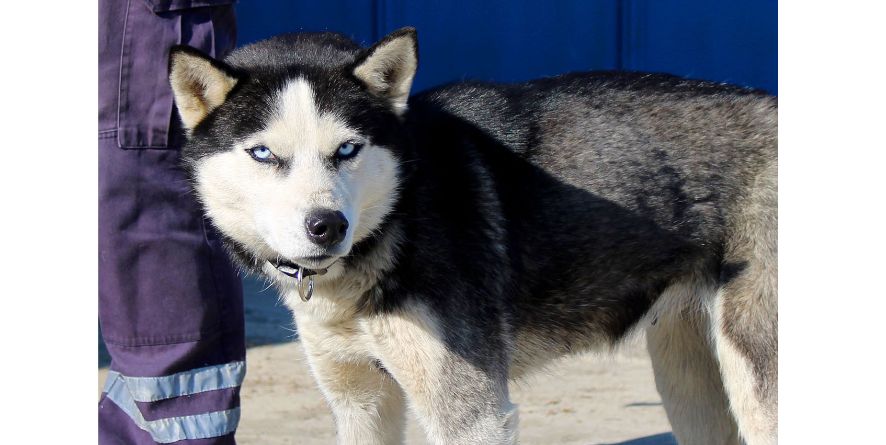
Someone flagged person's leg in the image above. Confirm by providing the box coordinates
[98,136,246,445]
[99,2,245,444]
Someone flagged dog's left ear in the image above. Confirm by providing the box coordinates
[352,27,418,115]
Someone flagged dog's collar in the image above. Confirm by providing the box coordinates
[270,260,328,302]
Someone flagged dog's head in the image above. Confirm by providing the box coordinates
[169,28,417,279]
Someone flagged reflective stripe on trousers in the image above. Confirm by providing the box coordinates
[102,361,245,443]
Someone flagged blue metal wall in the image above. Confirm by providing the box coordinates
[236,0,776,94]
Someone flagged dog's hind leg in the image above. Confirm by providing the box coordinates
[647,299,741,445]
[713,293,777,445]
[715,160,778,445]
[367,302,517,445]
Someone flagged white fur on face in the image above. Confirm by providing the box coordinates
[194,78,400,271]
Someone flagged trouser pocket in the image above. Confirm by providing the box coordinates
[101,0,236,148]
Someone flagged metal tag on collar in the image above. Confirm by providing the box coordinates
[295,267,314,302]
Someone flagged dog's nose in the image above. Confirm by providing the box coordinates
[305,209,349,247]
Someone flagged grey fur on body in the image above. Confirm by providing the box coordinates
[169,28,777,445]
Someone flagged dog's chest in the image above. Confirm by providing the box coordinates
[285,289,382,363]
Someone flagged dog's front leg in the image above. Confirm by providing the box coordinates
[298,317,407,445]
[367,302,518,445]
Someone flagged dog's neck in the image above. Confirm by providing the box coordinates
[284,216,405,312]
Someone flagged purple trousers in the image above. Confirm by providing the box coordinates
[99,1,245,444]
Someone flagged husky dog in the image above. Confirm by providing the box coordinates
[169,27,777,445]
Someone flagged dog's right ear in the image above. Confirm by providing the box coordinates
[168,46,240,131]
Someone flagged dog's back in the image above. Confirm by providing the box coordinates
[406,73,777,443]
[407,72,775,337]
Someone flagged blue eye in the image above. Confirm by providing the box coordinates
[248,145,276,163]
[335,141,363,160]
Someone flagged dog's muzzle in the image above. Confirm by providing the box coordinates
[271,260,328,301]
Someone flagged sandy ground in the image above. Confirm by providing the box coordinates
[99,278,675,445]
